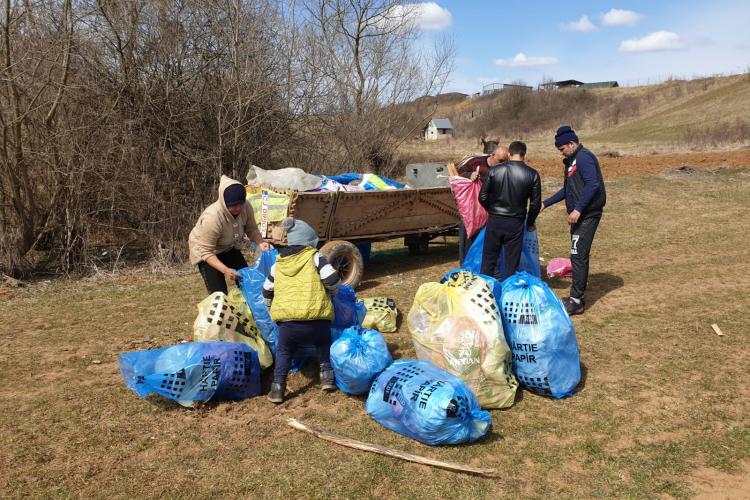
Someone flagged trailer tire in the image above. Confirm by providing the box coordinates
[319,240,364,289]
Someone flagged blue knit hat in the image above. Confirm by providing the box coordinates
[282,217,319,248]
[555,125,579,148]
[223,184,247,207]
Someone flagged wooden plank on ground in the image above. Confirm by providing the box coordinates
[287,418,498,478]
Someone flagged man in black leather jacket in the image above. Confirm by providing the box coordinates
[478,141,542,280]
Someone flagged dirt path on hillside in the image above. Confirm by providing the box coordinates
[530,149,750,179]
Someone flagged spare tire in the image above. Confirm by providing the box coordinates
[319,240,364,289]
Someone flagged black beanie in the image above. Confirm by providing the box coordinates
[555,125,579,148]
[223,184,246,207]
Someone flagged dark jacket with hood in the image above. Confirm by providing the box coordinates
[543,144,606,217]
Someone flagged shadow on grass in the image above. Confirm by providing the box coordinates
[586,273,624,306]
[575,362,588,394]
[545,272,624,306]
[361,242,459,282]
[468,428,505,445]
[510,362,588,402]
[385,341,404,359]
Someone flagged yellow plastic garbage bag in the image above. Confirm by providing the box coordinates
[407,271,518,409]
[193,291,273,369]
[359,297,398,333]
[245,187,291,224]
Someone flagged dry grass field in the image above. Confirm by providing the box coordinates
[1,156,749,498]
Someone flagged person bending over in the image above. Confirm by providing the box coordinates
[188,175,271,294]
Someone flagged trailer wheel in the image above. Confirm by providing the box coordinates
[320,240,364,289]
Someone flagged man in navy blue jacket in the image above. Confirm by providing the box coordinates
[541,125,606,315]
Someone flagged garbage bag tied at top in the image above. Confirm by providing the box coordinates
[366,359,492,446]
[408,270,518,409]
[119,342,261,406]
[499,272,581,398]
[330,326,393,395]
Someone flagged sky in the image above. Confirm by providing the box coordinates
[406,0,750,93]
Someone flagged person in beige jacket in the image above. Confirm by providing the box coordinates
[189,175,271,294]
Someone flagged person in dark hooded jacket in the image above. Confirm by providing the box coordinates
[541,125,606,315]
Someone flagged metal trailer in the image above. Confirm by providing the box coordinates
[253,186,459,288]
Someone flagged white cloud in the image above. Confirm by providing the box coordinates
[389,2,452,31]
[561,15,598,32]
[620,31,686,52]
[494,53,558,67]
[602,8,644,27]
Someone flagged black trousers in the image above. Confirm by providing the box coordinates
[197,248,248,295]
[273,320,332,385]
[570,214,602,300]
[457,219,480,265]
[480,215,524,280]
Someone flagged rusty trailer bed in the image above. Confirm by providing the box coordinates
[252,186,459,287]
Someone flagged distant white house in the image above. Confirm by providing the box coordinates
[424,118,453,140]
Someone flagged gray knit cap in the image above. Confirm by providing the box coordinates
[282,217,319,248]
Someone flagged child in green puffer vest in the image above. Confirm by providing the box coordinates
[262,217,341,403]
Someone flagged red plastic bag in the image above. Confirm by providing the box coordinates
[449,176,487,239]
[547,258,572,277]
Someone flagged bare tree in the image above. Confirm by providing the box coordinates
[0,0,294,276]
[296,0,454,173]
[0,0,454,276]
[0,0,74,275]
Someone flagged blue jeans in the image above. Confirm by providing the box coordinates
[273,320,332,385]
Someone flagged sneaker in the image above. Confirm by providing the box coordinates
[267,382,285,404]
[564,297,586,316]
[320,369,337,392]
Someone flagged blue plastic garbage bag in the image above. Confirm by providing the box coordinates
[499,272,580,398]
[330,285,367,343]
[519,228,540,278]
[330,326,393,395]
[333,285,362,329]
[119,342,261,406]
[462,226,540,278]
[250,247,279,276]
[237,250,311,371]
[366,360,492,446]
[324,173,405,189]
[324,173,361,185]
[237,265,279,353]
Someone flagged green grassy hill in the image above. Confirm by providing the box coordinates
[427,74,750,147]
[588,76,750,143]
